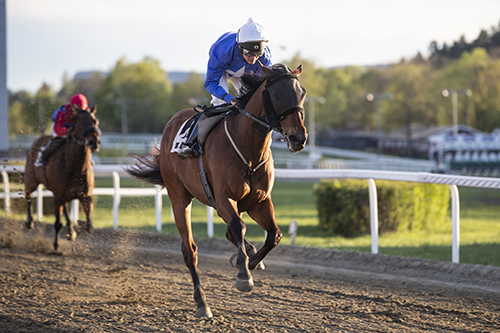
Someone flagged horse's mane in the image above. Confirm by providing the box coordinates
[237,63,293,109]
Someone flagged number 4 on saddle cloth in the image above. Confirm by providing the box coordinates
[171,104,234,159]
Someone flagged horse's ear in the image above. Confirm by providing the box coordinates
[91,104,97,114]
[294,64,303,76]
[258,60,273,76]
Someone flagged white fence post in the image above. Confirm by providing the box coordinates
[37,184,43,220]
[367,179,379,254]
[70,200,79,223]
[207,206,214,238]
[1,170,10,216]
[155,185,162,232]
[112,171,121,230]
[449,184,460,263]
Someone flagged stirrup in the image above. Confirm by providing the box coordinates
[34,149,47,167]
[177,147,199,159]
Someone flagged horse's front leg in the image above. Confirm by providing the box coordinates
[226,226,265,270]
[77,196,93,232]
[53,201,64,251]
[219,200,253,292]
[226,225,257,254]
[62,204,76,242]
[246,197,282,270]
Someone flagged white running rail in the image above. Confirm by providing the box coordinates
[2,165,500,263]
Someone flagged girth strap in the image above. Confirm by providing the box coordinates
[198,151,217,209]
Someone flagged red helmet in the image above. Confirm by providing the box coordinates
[70,94,88,110]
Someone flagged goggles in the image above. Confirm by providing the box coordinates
[242,47,264,58]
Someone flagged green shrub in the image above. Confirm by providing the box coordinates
[314,179,450,237]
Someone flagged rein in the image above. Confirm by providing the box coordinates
[262,73,305,133]
[74,127,100,146]
[224,113,270,177]
[223,72,304,176]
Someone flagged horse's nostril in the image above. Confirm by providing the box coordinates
[289,135,299,145]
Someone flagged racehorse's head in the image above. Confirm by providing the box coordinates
[72,105,101,152]
[260,63,307,153]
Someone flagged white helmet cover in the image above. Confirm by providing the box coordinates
[237,17,269,43]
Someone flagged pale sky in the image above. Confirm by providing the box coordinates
[7,0,500,93]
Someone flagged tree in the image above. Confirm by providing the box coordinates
[316,66,366,130]
[433,48,500,132]
[384,63,434,156]
[95,57,172,133]
[59,71,106,106]
[170,72,210,113]
[8,84,61,136]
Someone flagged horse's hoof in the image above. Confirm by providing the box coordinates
[235,277,254,292]
[229,253,239,269]
[77,220,93,233]
[256,261,266,270]
[66,231,76,242]
[195,306,213,318]
[23,221,34,230]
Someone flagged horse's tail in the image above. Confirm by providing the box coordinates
[125,144,165,187]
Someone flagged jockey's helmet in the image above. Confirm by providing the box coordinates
[237,18,268,57]
[70,94,88,110]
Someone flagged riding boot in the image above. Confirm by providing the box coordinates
[178,123,200,159]
[37,136,66,166]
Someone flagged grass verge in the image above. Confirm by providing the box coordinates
[2,178,499,267]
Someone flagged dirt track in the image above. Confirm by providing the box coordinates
[1,217,499,332]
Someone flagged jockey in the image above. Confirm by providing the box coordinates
[35,93,89,166]
[178,18,272,159]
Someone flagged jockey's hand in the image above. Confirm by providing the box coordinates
[66,124,75,134]
[230,98,240,108]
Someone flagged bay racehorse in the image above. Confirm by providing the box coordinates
[126,63,307,317]
[24,106,101,251]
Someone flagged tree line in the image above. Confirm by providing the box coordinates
[8,22,500,146]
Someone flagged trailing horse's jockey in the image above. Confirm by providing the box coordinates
[35,93,89,166]
[178,17,272,159]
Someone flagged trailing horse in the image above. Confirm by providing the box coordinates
[24,106,101,251]
[126,63,307,318]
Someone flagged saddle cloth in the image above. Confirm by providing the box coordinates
[170,105,232,154]
[170,114,199,154]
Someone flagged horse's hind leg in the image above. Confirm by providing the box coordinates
[171,196,212,318]
[245,198,282,270]
[24,192,35,230]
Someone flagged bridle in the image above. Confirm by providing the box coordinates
[237,72,305,138]
[72,111,101,147]
[261,73,305,133]
[223,72,305,176]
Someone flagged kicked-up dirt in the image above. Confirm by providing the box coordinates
[0,217,499,332]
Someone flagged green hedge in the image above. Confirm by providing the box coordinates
[314,179,450,237]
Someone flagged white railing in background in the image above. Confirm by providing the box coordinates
[1,166,169,233]
[2,165,500,264]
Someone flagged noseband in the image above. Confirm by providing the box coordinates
[73,112,101,146]
[261,73,305,133]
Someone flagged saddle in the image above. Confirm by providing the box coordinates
[171,104,235,155]
[34,136,67,167]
